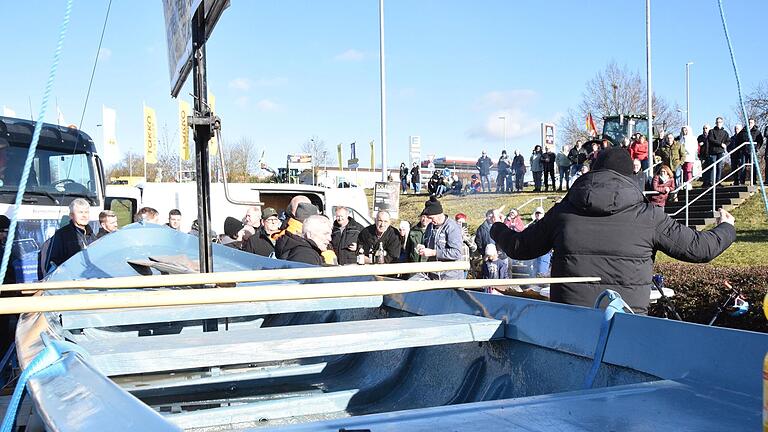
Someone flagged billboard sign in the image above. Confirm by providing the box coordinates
[162,0,230,97]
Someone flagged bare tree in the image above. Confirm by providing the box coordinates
[732,81,768,128]
[300,136,335,169]
[106,151,146,180]
[559,62,680,146]
[222,136,258,182]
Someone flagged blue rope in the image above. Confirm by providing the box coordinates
[0,0,73,284]
[717,0,768,217]
[0,337,88,432]
[583,289,633,389]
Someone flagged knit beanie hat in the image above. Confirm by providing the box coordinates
[421,196,444,216]
[294,202,319,222]
[592,146,634,177]
[224,216,244,239]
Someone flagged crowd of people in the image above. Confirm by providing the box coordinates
[33,117,747,314]
[396,116,767,208]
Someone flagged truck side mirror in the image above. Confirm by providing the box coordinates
[105,197,137,228]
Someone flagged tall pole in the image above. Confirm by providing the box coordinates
[379,0,387,181]
[192,5,216,332]
[685,62,693,126]
[645,0,653,145]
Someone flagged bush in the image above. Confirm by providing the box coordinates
[650,263,768,333]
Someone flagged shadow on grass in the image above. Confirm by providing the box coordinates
[736,229,768,243]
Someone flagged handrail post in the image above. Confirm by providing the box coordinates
[685,185,689,226]
[712,176,717,214]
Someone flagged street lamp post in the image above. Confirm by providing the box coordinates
[498,116,507,150]
[685,62,693,127]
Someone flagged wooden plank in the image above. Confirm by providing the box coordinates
[81,313,503,376]
[1,261,470,292]
[0,277,600,315]
[59,296,383,330]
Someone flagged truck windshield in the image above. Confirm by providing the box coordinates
[0,143,98,205]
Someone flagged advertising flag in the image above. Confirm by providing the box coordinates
[179,99,191,161]
[143,104,158,164]
[207,91,218,156]
[102,105,119,164]
[337,143,343,170]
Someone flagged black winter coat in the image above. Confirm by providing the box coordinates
[274,231,324,265]
[331,217,364,265]
[243,226,276,257]
[357,225,401,263]
[476,155,493,176]
[47,221,96,268]
[707,127,729,155]
[410,166,421,183]
[490,169,736,314]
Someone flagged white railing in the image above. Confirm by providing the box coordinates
[668,141,752,226]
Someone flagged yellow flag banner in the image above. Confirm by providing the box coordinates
[370,140,375,169]
[208,91,218,156]
[143,105,158,164]
[337,143,343,170]
[179,100,191,161]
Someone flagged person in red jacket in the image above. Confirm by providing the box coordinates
[650,165,675,207]
[629,134,649,171]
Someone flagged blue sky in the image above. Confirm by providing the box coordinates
[2,1,766,170]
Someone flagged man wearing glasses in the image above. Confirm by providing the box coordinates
[243,207,281,257]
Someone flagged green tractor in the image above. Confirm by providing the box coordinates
[582,113,651,150]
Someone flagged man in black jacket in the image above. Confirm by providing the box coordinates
[357,210,401,264]
[331,206,364,265]
[45,198,96,271]
[490,147,736,314]
[541,147,556,192]
[275,215,334,266]
[243,207,281,257]
[475,151,493,192]
[705,117,729,187]
[736,118,764,185]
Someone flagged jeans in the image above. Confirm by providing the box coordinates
[533,171,543,191]
[570,164,581,178]
[496,173,508,192]
[731,156,743,185]
[436,185,447,197]
[400,178,408,193]
[707,154,723,185]
[640,158,650,172]
[412,181,421,193]
[558,166,570,190]
[480,174,491,192]
[674,166,682,189]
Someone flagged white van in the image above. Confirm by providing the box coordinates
[106,183,371,234]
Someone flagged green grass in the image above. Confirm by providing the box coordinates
[657,193,768,267]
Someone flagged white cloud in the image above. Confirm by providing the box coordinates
[255,99,278,112]
[334,49,365,61]
[467,89,541,143]
[98,48,112,61]
[229,78,252,91]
